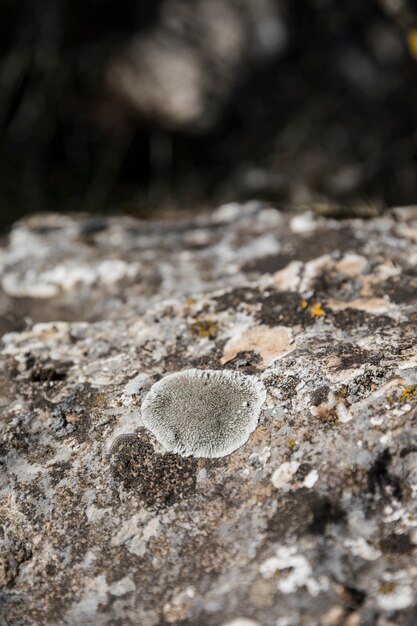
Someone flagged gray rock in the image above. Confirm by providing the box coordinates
[1,204,417,625]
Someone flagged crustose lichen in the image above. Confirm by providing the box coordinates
[141,368,266,458]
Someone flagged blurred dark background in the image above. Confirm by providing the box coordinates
[1,0,417,231]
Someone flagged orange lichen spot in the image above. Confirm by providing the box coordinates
[310,302,325,318]
[400,385,417,402]
[300,299,309,310]
[408,29,417,61]
[190,319,219,339]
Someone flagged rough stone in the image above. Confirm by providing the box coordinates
[1,204,417,625]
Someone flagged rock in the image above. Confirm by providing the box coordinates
[1,204,417,625]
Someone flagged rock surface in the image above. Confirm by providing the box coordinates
[1,204,417,625]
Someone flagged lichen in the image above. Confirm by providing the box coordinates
[310,302,325,318]
[93,394,108,407]
[400,385,417,403]
[189,319,219,339]
[299,299,325,318]
[336,384,349,399]
[141,368,266,458]
[379,581,397,594]
[110,433,197,509]
[408,28,417,61]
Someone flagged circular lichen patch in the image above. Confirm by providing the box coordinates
[141,368,266,458]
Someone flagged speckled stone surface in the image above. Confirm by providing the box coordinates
[1,204,417,626]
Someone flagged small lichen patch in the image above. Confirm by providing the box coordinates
[376,582,414,611]
[110,434,197,509]
[336,384,349,399]
[93,394,108,407]
[297,298,326,318]
[51,388,93,439]
[408,28,417,61]
[189,319,219,339]
[221,325,294,366]
[400,385,417,403]
[141,369,266,458]
[310,302,325,318]
[378,581,396,595]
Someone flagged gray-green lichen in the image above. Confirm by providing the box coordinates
[141,369,266,458]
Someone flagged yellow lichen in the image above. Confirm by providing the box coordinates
[190,319,219,339]
[94,394,107,407]
[378,582,397,594]
[287,438,297,449]
[408,29,417,61]
[400,385,417,402]
[300,299,309,310]
[337,384,349,399]
[310,302,325,318]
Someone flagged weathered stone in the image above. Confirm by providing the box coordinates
[1,204,417,625]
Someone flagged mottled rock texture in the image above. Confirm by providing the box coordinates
[1,203,417,625]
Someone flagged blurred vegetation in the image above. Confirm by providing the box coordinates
[1,0,417,231]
